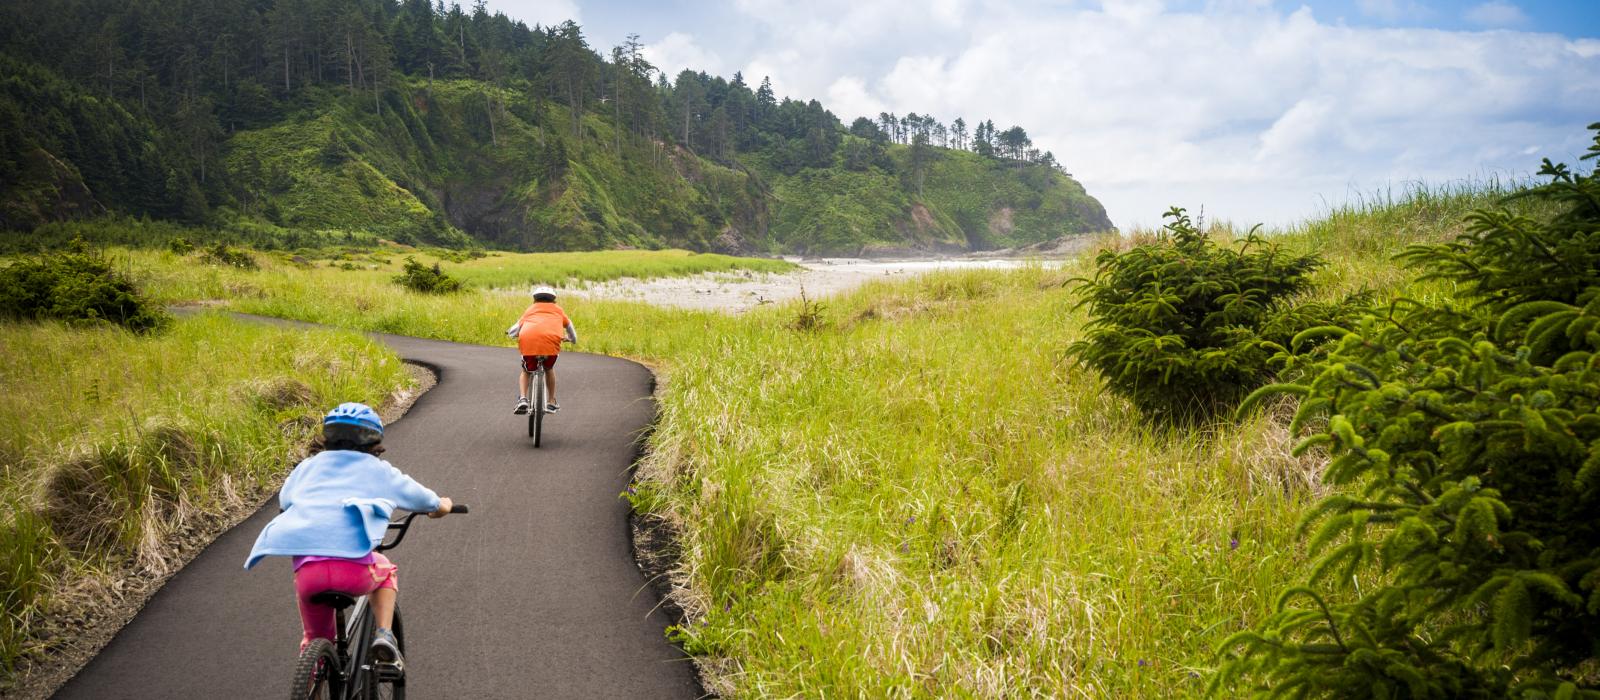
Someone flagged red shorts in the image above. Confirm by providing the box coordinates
[522,354,557,371]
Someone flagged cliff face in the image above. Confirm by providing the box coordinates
[7,73,1114,254]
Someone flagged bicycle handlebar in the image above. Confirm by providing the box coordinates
[375,504,469,552]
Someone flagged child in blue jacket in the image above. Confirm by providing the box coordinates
[246,403,455,664]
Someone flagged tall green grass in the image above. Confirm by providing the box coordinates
[4,184,1515,694]
[0,314,412,679]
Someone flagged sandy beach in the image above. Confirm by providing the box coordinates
[566,258,1057,312]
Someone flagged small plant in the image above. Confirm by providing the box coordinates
[392,256,462,294]
[1217,124,1600,698]
[1066,208,1356,424]
[787,286,828,332]
[0,247,168,332]
[201,243,258,270]
[167,237,194,255]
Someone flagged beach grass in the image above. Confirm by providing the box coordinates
[1,182,1530,694]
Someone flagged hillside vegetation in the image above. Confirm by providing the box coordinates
[0,1,1111,255]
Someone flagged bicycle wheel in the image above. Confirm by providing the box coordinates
[359,608,406,700]
[532,369,546,448]
[288,638,340,700]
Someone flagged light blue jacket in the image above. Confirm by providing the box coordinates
[244,450,440,569]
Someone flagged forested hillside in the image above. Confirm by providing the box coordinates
[0,0,1112,254]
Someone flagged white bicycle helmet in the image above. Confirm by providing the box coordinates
[531,285,557,301]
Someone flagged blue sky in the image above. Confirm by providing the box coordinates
[491,0,1600,230]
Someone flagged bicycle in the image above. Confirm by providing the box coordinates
[288,504,468,700]
[523,355,553,447]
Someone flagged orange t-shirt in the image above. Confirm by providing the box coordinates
[515,302,570,356]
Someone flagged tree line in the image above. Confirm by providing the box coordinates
[0,0,1072,224]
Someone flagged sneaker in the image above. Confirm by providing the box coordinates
[546,402,561,413]
[370,627,402,664]
[514,398,530,415]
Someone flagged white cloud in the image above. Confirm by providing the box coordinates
[826,77,885,122]
[491,0,580,28]
[1257,97,1337,162]
[642,32,726,79]
[1465,1,1529,28]
[668,1,1599,230]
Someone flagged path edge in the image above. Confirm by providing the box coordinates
[624,365,716,699]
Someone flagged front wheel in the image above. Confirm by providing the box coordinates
[289,638,341,700]
[362,607,406,700]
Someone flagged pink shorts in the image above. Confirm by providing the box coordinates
[293,553,398,648]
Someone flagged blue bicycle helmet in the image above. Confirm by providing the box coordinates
[324,402,383,433]
[323,402,383,447]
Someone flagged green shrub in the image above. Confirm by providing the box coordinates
[0,247,168,332]
[167,237,194,255]
[392,256,462,294]
[1066,208,1356,424]
[1217,124,1600,698]
[201,243,257,270]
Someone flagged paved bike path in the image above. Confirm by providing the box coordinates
[55,318,701,698]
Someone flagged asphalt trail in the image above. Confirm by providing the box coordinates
[55,319,700,699]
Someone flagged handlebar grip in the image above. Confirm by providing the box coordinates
[450,504,469,514]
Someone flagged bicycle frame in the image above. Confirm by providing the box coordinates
[294,509,464,699]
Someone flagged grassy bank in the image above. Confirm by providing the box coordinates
[0,314,413,682]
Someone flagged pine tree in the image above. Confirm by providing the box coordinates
[1218,124,1600,699]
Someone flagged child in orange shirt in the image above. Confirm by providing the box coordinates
[506,286,577,414]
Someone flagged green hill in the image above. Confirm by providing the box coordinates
[0,1,1112,255]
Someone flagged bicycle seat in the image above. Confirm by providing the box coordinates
[308,591,358,609]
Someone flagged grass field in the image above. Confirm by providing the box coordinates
[0,314,413,679]
[0,246,789,684]
[1,183,1523,694]
[131,246,795,310]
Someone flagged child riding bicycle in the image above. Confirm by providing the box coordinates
[506,285,578,415]
[244,402,456,666]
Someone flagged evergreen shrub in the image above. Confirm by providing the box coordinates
[1217,124,1600,698]
[0,245,168,332]
[1067,208,1358,424]
[392,257,462,294]
[201,243,257,270]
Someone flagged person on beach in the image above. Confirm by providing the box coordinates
[244,402,456,665]
[506,285,578,414]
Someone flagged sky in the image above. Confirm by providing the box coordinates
[489,0,1598,231]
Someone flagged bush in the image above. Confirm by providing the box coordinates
[200,243,257,269]
[392,256,462,294]
[1066,208,1356,424]
[1217,124,1600,698]
[0,246,168,332]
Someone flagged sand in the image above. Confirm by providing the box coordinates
[568,258,1053,313]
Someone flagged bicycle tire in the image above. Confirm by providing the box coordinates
[356,607,406,700]
[288,638,340,700]
[532,369,546,448]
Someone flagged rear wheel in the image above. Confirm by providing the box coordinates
[531,369,546,448]
[289,638,340,700]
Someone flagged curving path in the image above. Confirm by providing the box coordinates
[55,317,701,698]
